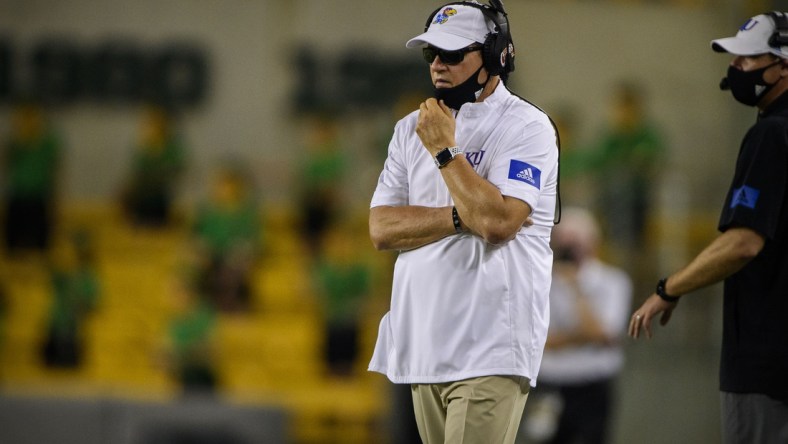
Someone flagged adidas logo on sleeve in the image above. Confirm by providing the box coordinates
[508,159,541,189]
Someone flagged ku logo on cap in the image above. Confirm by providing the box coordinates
[740,18,758,31]
[508,160,541,189]
[433,7,458,25]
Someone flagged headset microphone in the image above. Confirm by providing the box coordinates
[720,77,730,90]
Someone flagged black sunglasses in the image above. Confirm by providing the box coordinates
[422,45,482,65]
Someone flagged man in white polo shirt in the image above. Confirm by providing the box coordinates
[367,1,559,442]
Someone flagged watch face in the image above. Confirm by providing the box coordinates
[435,148,453,166]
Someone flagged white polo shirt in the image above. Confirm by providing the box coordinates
[368,84,559,386]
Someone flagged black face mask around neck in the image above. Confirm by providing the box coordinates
[724,60,782,107]
[434,66,487,110]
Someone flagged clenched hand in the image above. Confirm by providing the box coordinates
[416,98,457,155]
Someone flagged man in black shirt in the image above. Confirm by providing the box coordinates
[628,12,788,444]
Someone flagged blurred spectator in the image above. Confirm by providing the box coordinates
[192,164,261,313]
[164,268,219,394]
[1,100,62,255]
[520,207,632,444]
[312,222,371,377]
[296,111,347,256]
[121,104,186,228]
[584,81,665,258]
[313,225,372,376]
[40,229,100,369]
[546,103,594,208]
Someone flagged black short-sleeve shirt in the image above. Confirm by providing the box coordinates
[717,93,788,400]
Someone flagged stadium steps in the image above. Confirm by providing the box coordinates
[0,202,389,443]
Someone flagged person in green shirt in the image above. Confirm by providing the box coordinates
[312,223,371,377]
[576,81,665,259]
[192,165,261,312]
[296,112,347,256]
[121,105,186,228]
[2,101,61,254]
[165,269,218,393]
[41,230,100,368]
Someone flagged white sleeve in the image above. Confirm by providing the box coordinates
[486,116,558,211]
[370,120,409,208]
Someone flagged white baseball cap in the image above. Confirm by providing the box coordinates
[406,3,495,50]
[711,13,788,58]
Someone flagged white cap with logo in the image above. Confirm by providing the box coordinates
[711,13,788,58]
[406,3,495,50]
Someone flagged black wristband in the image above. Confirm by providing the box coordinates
[452,206,463,233]
[656,277,680,303]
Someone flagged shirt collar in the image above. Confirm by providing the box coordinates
[460,80,506,118]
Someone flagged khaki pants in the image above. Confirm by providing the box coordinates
[411,375,530,444]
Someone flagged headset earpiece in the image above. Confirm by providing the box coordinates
[482,32,499,75]
[768,11,788,49]
[481,2,513,77]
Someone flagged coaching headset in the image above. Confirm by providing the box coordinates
[424,0,515,79]
[768,11,788,48]
[720,11,788,91]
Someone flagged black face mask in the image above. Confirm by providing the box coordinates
[434,66,487,110]
[725,60,781,107]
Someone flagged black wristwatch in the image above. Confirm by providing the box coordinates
[656,277,680,303]
[434,146,462,169]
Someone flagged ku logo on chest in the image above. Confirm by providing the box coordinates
[464,150,486,170]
